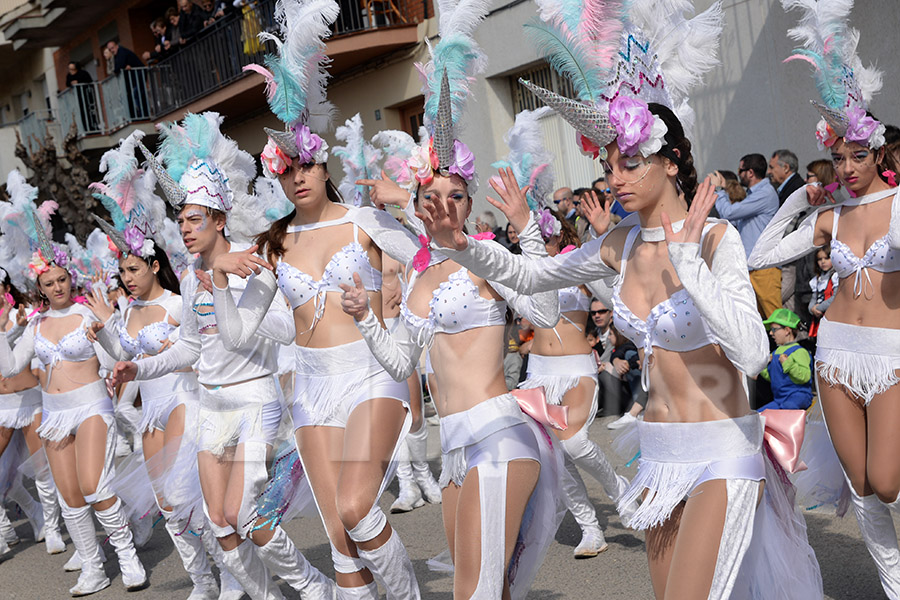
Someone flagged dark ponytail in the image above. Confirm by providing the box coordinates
[129,241,181,295]
[648,103,698,204]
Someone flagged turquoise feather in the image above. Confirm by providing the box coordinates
[425,34,482,126]
[524,21,604,104]
[265,55,307,126]
[92,193,127,229]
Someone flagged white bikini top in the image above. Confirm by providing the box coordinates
[275,215,382,331]
[559,286,592,314]
[829,188,900,298]
[119,291,181,357]
[401,266,506,347]
[612,224,717,390]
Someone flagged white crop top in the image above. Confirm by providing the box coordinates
[830,197,900,298]
[400,266,507,346]
[612,225,718,390]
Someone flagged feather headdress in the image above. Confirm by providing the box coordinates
[781,0,885,149]
[89,131,165,259]
[152,112,257,240]
[522,0,723,158]
[244,0,338,173]
[491,107,556,212]
[1,170,74,282]
[373,128,426,193]
[405,0,492,192]
[332,114,383,207]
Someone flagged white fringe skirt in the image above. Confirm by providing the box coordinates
[292,339,409,429]
[137,371,199,433]
[519,353,597,406]
[0,385,42,429]
[197,376,283,457]
[816,317,900,405]
[38,380,114,442]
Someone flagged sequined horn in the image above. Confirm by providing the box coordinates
[28,206,56,264]
[264,127,300,158]
[519,79,617,151]
[91,214,129,255]
[811,101,850,138]
[138,140,187,209]
[433,69,454,175]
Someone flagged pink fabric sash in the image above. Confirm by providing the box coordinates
[761,409,807,473]
[511,387,568,431]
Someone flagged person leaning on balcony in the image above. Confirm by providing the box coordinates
[142,18,171,64]
[178,0,204,41]
[65,61,92,87]
[105,39,144,75]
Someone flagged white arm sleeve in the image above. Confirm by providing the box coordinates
[748,186,825,270]
[489,215,560,328]
[351,206,439,267]
[668,224,770,376]
[5,323,24,346]
[96,314,131,361]
[440,234,618,294]
[0,323,35,377]
[212,269,293,350]
[135,276,200,380]
[354,310,424,381]
[890,187,900,250]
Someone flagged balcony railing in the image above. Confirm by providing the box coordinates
[50,0,430,144]
[17,110,57,154]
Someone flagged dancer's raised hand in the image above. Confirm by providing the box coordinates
[417,194,468,251]
[581,190,612,236]
[663,176,717,246]
[212,244,272,287]
[339,272,370,321]
[83,285,115,322]
[357,171,409,210]
[487,167,532,233]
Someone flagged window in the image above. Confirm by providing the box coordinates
[398,95,425,142]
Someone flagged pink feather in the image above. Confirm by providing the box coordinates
[116,178,137,215]
[243,64,277,101]
[529,163,549,188]
[578,0,624,70]
[37,200,58,219]
[784,54,820,70]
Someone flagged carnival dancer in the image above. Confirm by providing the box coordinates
[748,2,900,596]
[83,131,240,600]
[0,170,147,595]
[333,114,443,513]
[0,269,65,557]
[489,107,635,559]
[113,113,333,600]
[209,1,447,597]
[416,1,823,597]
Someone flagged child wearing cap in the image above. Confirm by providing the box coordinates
[758,308,813,411]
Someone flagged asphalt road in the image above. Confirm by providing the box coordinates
[0,415,892,599]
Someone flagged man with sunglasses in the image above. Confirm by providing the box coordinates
[592,175,630,219]
[552,186,578,226]
[711,153,781,318]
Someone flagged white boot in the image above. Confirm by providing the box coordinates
[63,503,110,596]
[560,457,608,558]
[355,528,420,600]
[561,432,637,521]
[132,511,155,548]
[406,425,441,505]
[200,527,246,600]
[63,544,108,572]
[34,471,66,553]
[849,489,900,599]
[220,540,284,600]
[336,582,379,599]
[390,459,424,514]
[0,506,18,545]
[256,526,334,599]
[165,516,219,600]
[6,477,44,541]
[94,498,147,591]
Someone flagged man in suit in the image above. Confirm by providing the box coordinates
[769,149,809,316]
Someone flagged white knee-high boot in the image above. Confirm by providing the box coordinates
[406,424,441,504]
[5,476,44,541]
[93,498,148,591]
[34,470,66,553]
[219,540,284,600]
[62,502,110,596]
[255,526,335,599]
[560,431,635,520]
[336,581,379,599]
[349,511,420,600]
[560,456,607,558]
[390,441,424,513]
[849,488,900,599]
[164,513,219,600]
[200,527,245,600]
